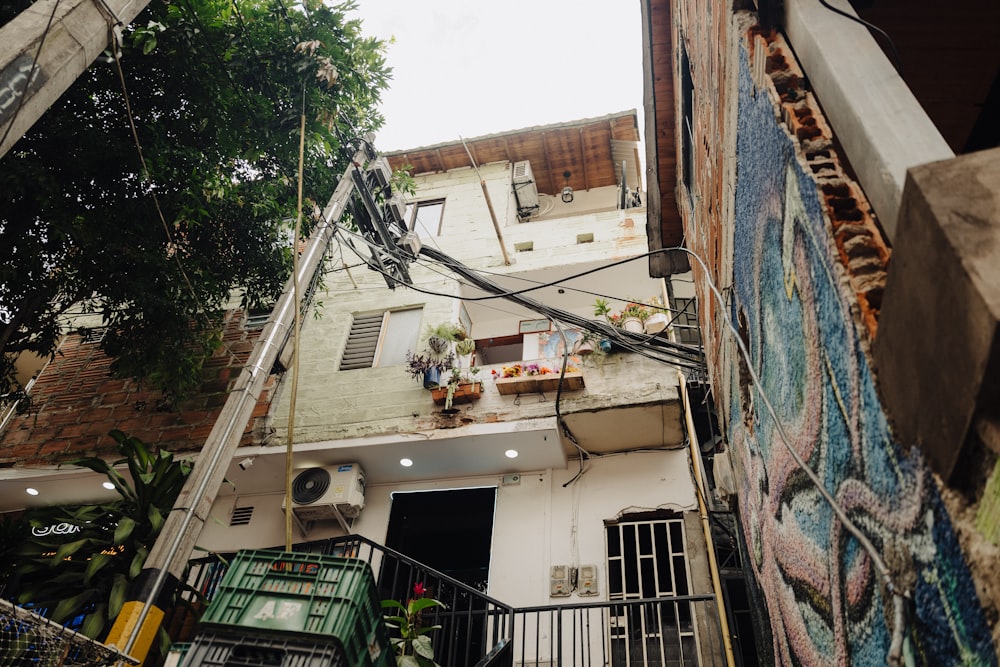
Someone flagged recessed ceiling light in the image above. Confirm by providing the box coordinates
[26,487,39,496]
[505,449,519,459]
[400,458,414,467]
[102,481,115,490]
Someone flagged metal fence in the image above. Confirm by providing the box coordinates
[172,538,727,667]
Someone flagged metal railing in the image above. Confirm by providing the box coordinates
[171,539,727,667]
[510,595,725,667]
[323,535,514,667]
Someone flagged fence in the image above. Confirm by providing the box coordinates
[173,537,727,667]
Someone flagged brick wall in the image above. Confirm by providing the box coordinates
[0,310,279,466]
[750,28,890,339]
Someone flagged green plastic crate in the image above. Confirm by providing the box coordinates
[181,632,349,667]
[198,550,392,667]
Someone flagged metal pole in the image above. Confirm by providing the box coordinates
[104,149,366,662]
[678,371,737,667]
[460,136,511,266]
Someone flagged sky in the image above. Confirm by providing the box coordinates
[350,1,646,153]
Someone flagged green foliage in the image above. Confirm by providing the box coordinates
[14,431,193,640]
[0,513,28,594]
[0,0,391,400]
[425,322,467,343]
[381,586,445,667]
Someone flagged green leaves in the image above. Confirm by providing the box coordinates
[1,0,390,400]
[12,433,191,642]
[382,589,445,667]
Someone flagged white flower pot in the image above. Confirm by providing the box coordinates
[622,317,644,333]
[644,313,669,334]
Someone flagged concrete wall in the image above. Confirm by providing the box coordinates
[269,161,672,446]
[196,451,699,607]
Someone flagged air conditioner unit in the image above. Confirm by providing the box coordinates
[384,193,408,230]
[366,157,392,192]
[512,160,539,218]
[282,464,366,522]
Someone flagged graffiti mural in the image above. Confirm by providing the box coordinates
[728,43,995,665]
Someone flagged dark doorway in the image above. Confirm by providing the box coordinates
[384,487,496,591]
[382,488,497,664]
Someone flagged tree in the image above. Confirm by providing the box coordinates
[0,0,390,400]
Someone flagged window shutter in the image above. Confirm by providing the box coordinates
[340,312,384,370]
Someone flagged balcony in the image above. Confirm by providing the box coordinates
[170,536,731,667]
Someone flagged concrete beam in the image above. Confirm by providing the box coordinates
[0,0,149,159]
[874,147,1000,482]
[784,0,953,240]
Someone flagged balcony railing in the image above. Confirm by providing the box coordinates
[171,537,726,667]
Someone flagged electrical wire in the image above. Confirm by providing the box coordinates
[429,256,702,330]
[816,0,904,75]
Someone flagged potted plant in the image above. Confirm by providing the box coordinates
[491,362,585,395]
[382,582,445,666]
[424,322,466,353]
[643,295,671,334]
[405,350,455,389]
[619,301,653,332]
[432,366,483,412]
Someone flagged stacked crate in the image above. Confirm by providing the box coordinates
[181,550,393,667]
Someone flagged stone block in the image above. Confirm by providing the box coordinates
[874,147,1000,481]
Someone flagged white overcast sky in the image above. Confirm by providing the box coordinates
[351,1,646,153]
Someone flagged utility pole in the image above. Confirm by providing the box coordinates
[103,149,364,663]
[0,0,149,159]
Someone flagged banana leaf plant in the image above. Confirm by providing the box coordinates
[14,430,193,642]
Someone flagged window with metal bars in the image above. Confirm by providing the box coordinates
[340,308,422,370]
[606,517,698,665]
[671,297,702,346]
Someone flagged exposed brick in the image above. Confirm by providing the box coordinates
[58,423,90,439]
[114,417,150,434]
[39,440,70,456]
[49,411,82,427]
[189,424,216,440]
[11,444,40,459]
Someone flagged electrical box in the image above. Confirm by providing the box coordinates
[550,565,572,597]
[577,564,599,596]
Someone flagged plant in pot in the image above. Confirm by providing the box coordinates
[424,322,466,354]
[436,365,483,413]
[405,350,455,389]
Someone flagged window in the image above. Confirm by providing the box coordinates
[340,308,422,370]
[680,41,695,203]
[671,297,702,346]
[406,199,445,239]
[606,516,698,665]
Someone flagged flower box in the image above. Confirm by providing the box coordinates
[430,382,483,405]
[495,372,585,396]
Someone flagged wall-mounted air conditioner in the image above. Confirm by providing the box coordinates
[282,464,366,523]
[512,160,539,219]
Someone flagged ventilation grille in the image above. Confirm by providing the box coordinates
[230,506,254,526]
[340,313,383,370]
[244,308,272,330]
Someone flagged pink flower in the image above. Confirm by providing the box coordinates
[413,582,427,596]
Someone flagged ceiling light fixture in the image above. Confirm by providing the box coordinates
[26,487,39,496]
[560,170,574,203]
[400,458,414,467]
[102,481,115,490]
[505,449,519,459]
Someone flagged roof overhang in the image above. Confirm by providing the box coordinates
[384,111,642,198]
